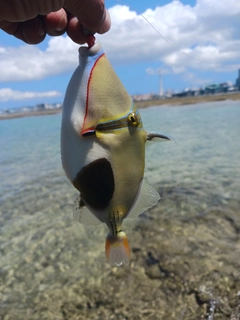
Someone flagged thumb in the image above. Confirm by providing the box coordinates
[63,0,111,33]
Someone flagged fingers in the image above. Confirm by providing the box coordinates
[0,10,68,44]
[43,9,68,36]
[0,0,111,44]
[97,9,111,34]
[21,18,46,44]
[0,0,65,21]
[64,0,111,33]
[0,17,46,44]
[67,16,87,44]
[65,0,111,44]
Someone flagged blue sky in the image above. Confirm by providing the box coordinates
[0,0,240,110]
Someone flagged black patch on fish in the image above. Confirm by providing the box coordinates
[73,158,114,210]
[79,198,85,207]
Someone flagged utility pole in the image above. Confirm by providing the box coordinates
[159,69,164,97]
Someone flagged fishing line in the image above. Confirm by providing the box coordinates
[115,0,205,63]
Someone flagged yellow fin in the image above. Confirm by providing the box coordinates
[105,232,130,266]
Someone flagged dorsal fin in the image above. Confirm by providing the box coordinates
[74,195,102,225]
[126,178,160,219]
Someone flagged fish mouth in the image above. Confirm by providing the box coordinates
[81,126,95,136]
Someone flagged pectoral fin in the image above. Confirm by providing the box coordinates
[74,195,102,225]
[146,131,174,147]
[126,178,160,219]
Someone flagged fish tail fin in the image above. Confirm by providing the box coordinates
[105,231,131,266]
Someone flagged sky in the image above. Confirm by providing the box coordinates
[0,0,240,110]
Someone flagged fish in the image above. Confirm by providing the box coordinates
[61,41,172,266]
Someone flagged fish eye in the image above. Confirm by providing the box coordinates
[128,112,139,126]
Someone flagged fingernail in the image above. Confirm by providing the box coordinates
[98,10,111,34]
[38,24,45,37]
[55,25,64,32]
[55,14,67,31]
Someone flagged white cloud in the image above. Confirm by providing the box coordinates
[146,67,170,75]
[0,37,79,82]
[182,71,211,86]
[0,88,61,102]
[99,1,240,70]
[0,0,240,82]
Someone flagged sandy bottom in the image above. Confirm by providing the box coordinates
[1,179,240,320]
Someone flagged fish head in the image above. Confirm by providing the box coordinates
[78,42,134,136]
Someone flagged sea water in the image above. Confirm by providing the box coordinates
[0,100,240,318]
[1,100,239,204]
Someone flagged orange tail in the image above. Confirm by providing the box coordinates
[105,231,131,266]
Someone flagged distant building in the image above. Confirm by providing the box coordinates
[36,103,45,111]
[159,71,164,97]
[236,69,240,91]
[204,84,219,94]
[165,89,173,98]
[219,82,230,93]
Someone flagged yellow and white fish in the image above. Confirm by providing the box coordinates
[61,41,171,266]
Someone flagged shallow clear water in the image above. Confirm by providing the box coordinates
[1,100,239,203]
[143,101,240,206]
[0,114,62,202]
[0,100,240,319]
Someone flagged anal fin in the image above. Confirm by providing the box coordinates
[126,178,160,219]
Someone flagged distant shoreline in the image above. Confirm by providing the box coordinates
[135,91,240,108]
[0,108,62,121]
[1,92,240,121]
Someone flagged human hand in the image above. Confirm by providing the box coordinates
[0,0,111,44]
